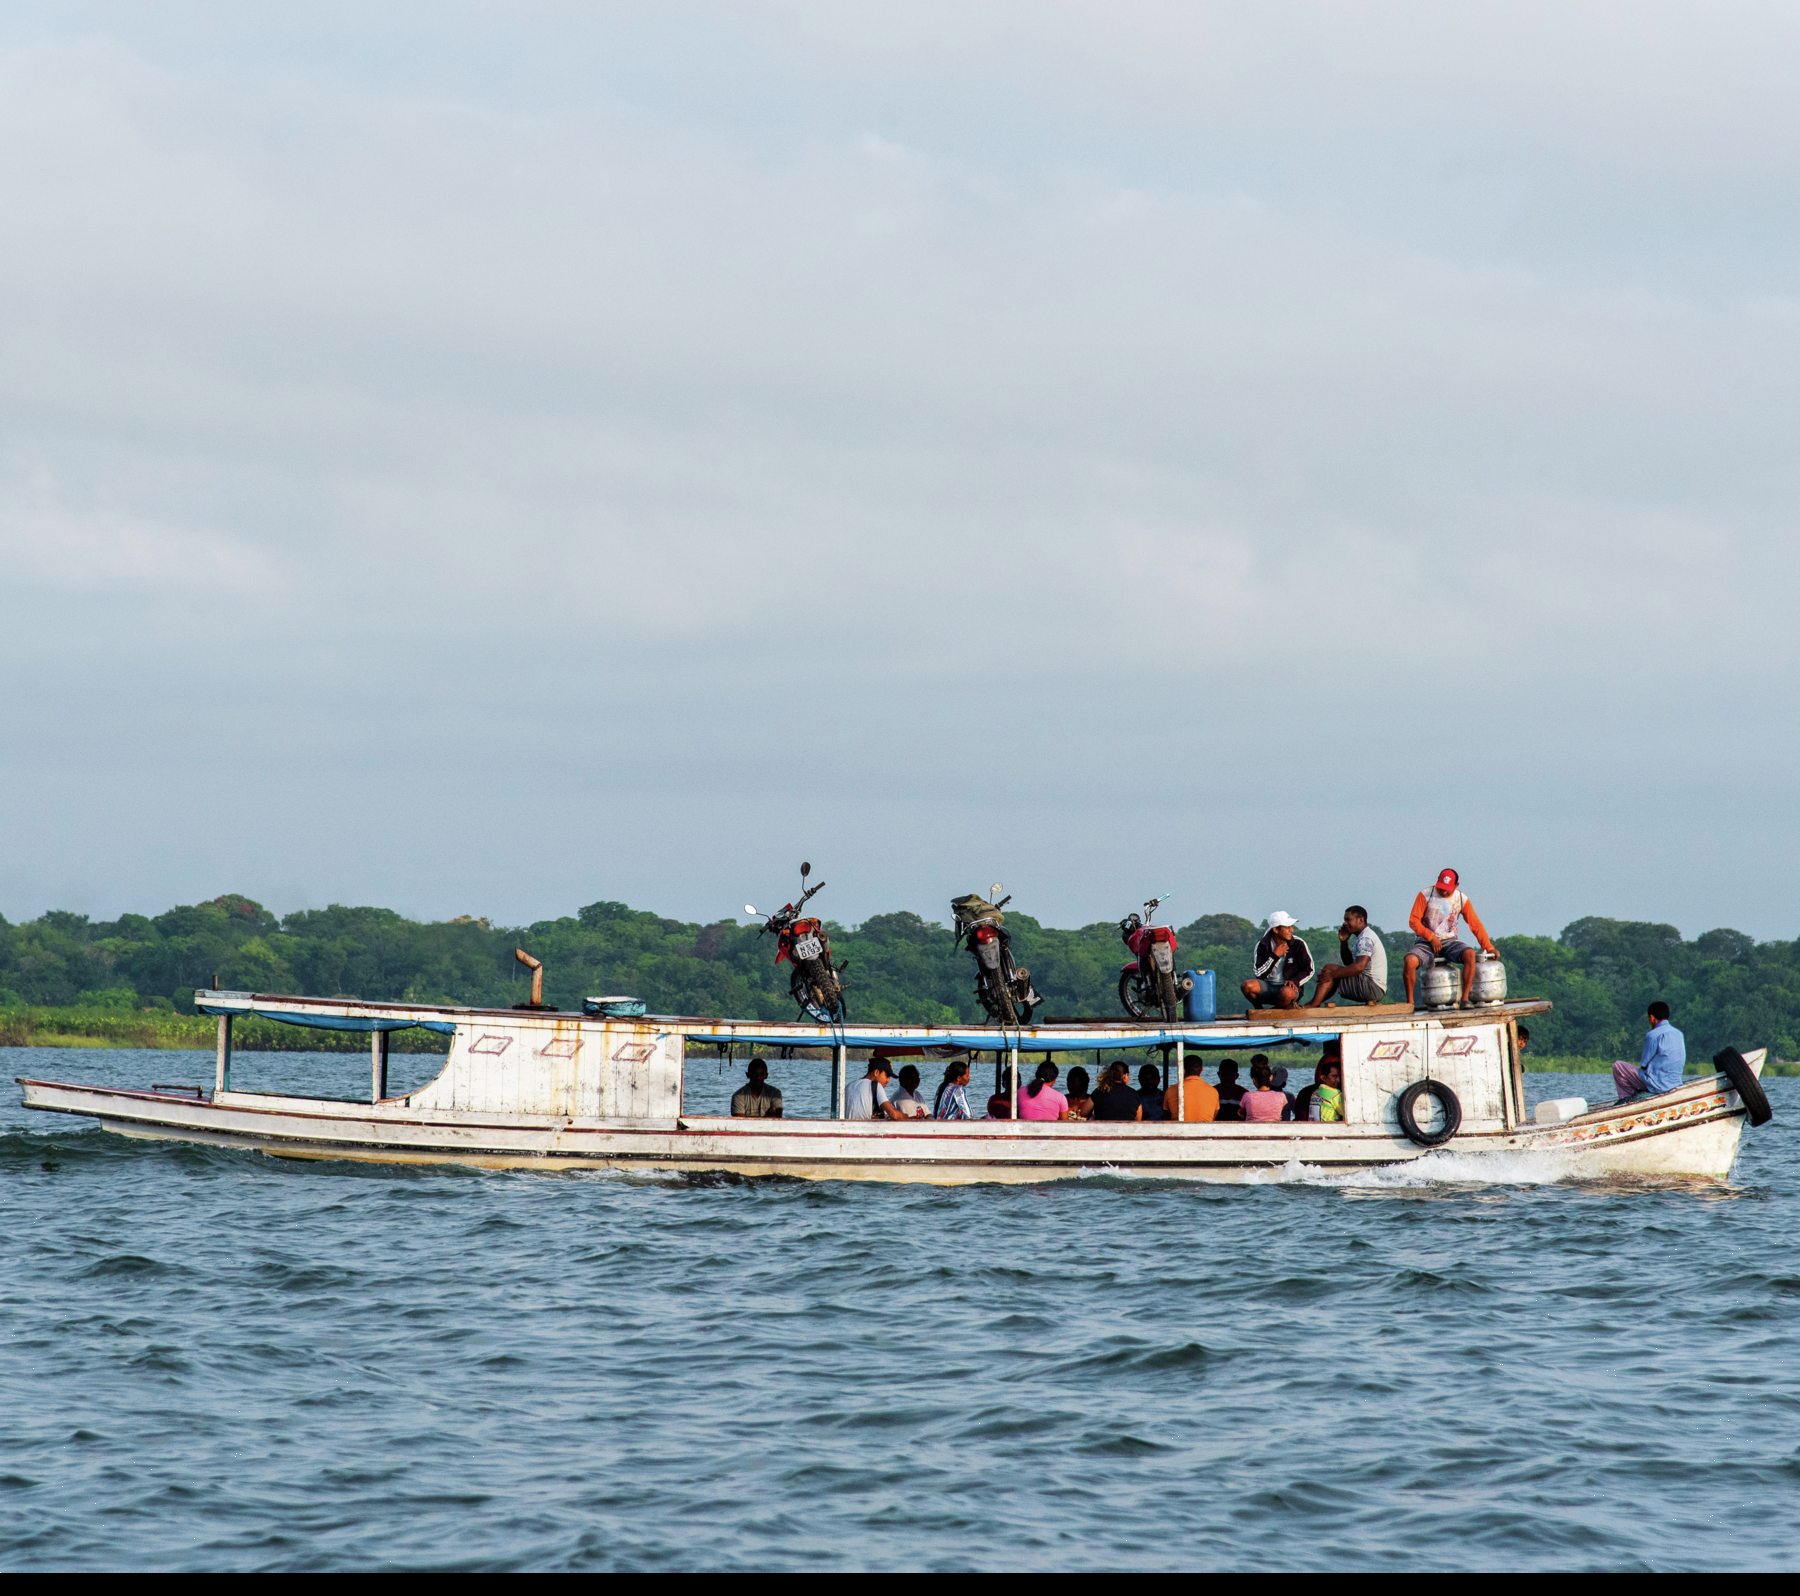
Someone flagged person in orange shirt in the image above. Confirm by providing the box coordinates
[1403,868,1498,1008]
[1162,1056,1220,1122]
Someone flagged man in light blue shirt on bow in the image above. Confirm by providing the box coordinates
[1613,1001,1685,1102]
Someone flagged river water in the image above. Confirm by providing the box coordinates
[3,1047,1797,1570]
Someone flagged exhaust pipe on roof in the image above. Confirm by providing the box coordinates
[513,948,551,1010]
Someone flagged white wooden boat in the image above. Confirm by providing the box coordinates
[14,989,1769,1182]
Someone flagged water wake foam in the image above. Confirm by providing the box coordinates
[1247,1148,1577,1188]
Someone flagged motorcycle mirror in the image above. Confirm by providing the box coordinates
[744,904,758,917]
[800,862,811,879]
[990,882,1003,901]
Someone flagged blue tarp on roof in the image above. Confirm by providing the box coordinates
[198,1004,457,1036]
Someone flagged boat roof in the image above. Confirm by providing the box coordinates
[195,990,1550,1052]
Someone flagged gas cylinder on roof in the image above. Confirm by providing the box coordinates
[1470,953,1507,1006]
[1414,961,1461,1010]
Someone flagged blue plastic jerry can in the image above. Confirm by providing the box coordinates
[1182,970,1216,1022]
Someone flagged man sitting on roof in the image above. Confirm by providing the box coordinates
[1402,868,1498,1007]
[1241,913,1314,1010]
[1305,906,1388,1007]
[729,1056,784,1118]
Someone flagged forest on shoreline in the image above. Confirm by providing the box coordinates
[3,892,1797,1069]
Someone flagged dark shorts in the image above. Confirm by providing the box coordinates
[1409,939,1472,967]
[1250,977,1296,1001]
[1332,971,1387,1003]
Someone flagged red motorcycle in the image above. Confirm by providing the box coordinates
[747,862,847,1022]
[1118,896,1191,1021]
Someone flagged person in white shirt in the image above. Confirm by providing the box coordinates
[889,1064,932,1117]
[1305,906,1389,1007]
[844,1057,907,1120]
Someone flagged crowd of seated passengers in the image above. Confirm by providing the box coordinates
[734,1049,1346,1123]
[954,1052,1345,1123]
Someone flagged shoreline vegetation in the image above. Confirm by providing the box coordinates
[4,892,1800,1069]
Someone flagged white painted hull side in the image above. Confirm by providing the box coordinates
[18,1073,1752,1183]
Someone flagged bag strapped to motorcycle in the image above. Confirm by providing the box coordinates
[951,894,1006,934]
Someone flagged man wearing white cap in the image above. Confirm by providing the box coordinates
[1240,913,1315,1010]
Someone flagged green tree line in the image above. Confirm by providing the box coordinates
[1,893,1793,1062]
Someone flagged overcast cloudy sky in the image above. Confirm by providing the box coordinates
[3,2,1797,939]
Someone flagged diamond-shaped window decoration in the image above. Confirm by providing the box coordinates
[1367,1040,1410,1062]
[1437,1035,1478,1057]
[538,1038,580,1059]
[470,1034,513,1056]
[611,1042,656,1064]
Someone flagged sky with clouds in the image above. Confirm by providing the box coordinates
[2,2,1797,940]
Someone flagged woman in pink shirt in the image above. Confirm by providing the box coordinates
[1239,1058,1288,1123]
[1018,1060,1071,1121]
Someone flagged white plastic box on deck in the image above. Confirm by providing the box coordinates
[14,988,1772,1183]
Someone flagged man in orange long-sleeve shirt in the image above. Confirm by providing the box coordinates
[1403,868,1498,1007]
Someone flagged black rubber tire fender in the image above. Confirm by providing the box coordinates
[1118,969,1151,1020]
[1396,1078,1462,1147]
[1714,1048,1773,1126]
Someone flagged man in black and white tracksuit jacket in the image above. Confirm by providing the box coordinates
[1240,912,1315,1010]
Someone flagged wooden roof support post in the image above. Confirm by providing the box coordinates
[833,1044,846,1120]
[214,1013,232,1098]
[1175,1037,1184,1122]
[371,1030,389,1105]
[1506,1019,1524,1129]
[1010,1046,1019,1119]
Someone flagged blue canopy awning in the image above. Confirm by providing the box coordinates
[689,1027,1341,1052]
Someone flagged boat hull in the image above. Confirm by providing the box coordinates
[18,1073,1752,1183]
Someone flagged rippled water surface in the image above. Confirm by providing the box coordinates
[4,1048,1799,1570]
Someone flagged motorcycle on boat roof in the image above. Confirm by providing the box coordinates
[748,862,848,1022]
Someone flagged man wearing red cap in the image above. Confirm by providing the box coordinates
[1403,869,1498,1007]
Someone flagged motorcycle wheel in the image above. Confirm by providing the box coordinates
[791,963,836,1022]
[1156,967,1178,1021]
[1118,969,1152,1020]
[987,969,1017,1025]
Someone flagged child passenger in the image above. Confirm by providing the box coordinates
[1064,1067,1094,1120]
[1309,1061,1345,1122]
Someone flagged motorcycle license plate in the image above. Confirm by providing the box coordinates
[1152,944,1175,972]
[793,934,822,961]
